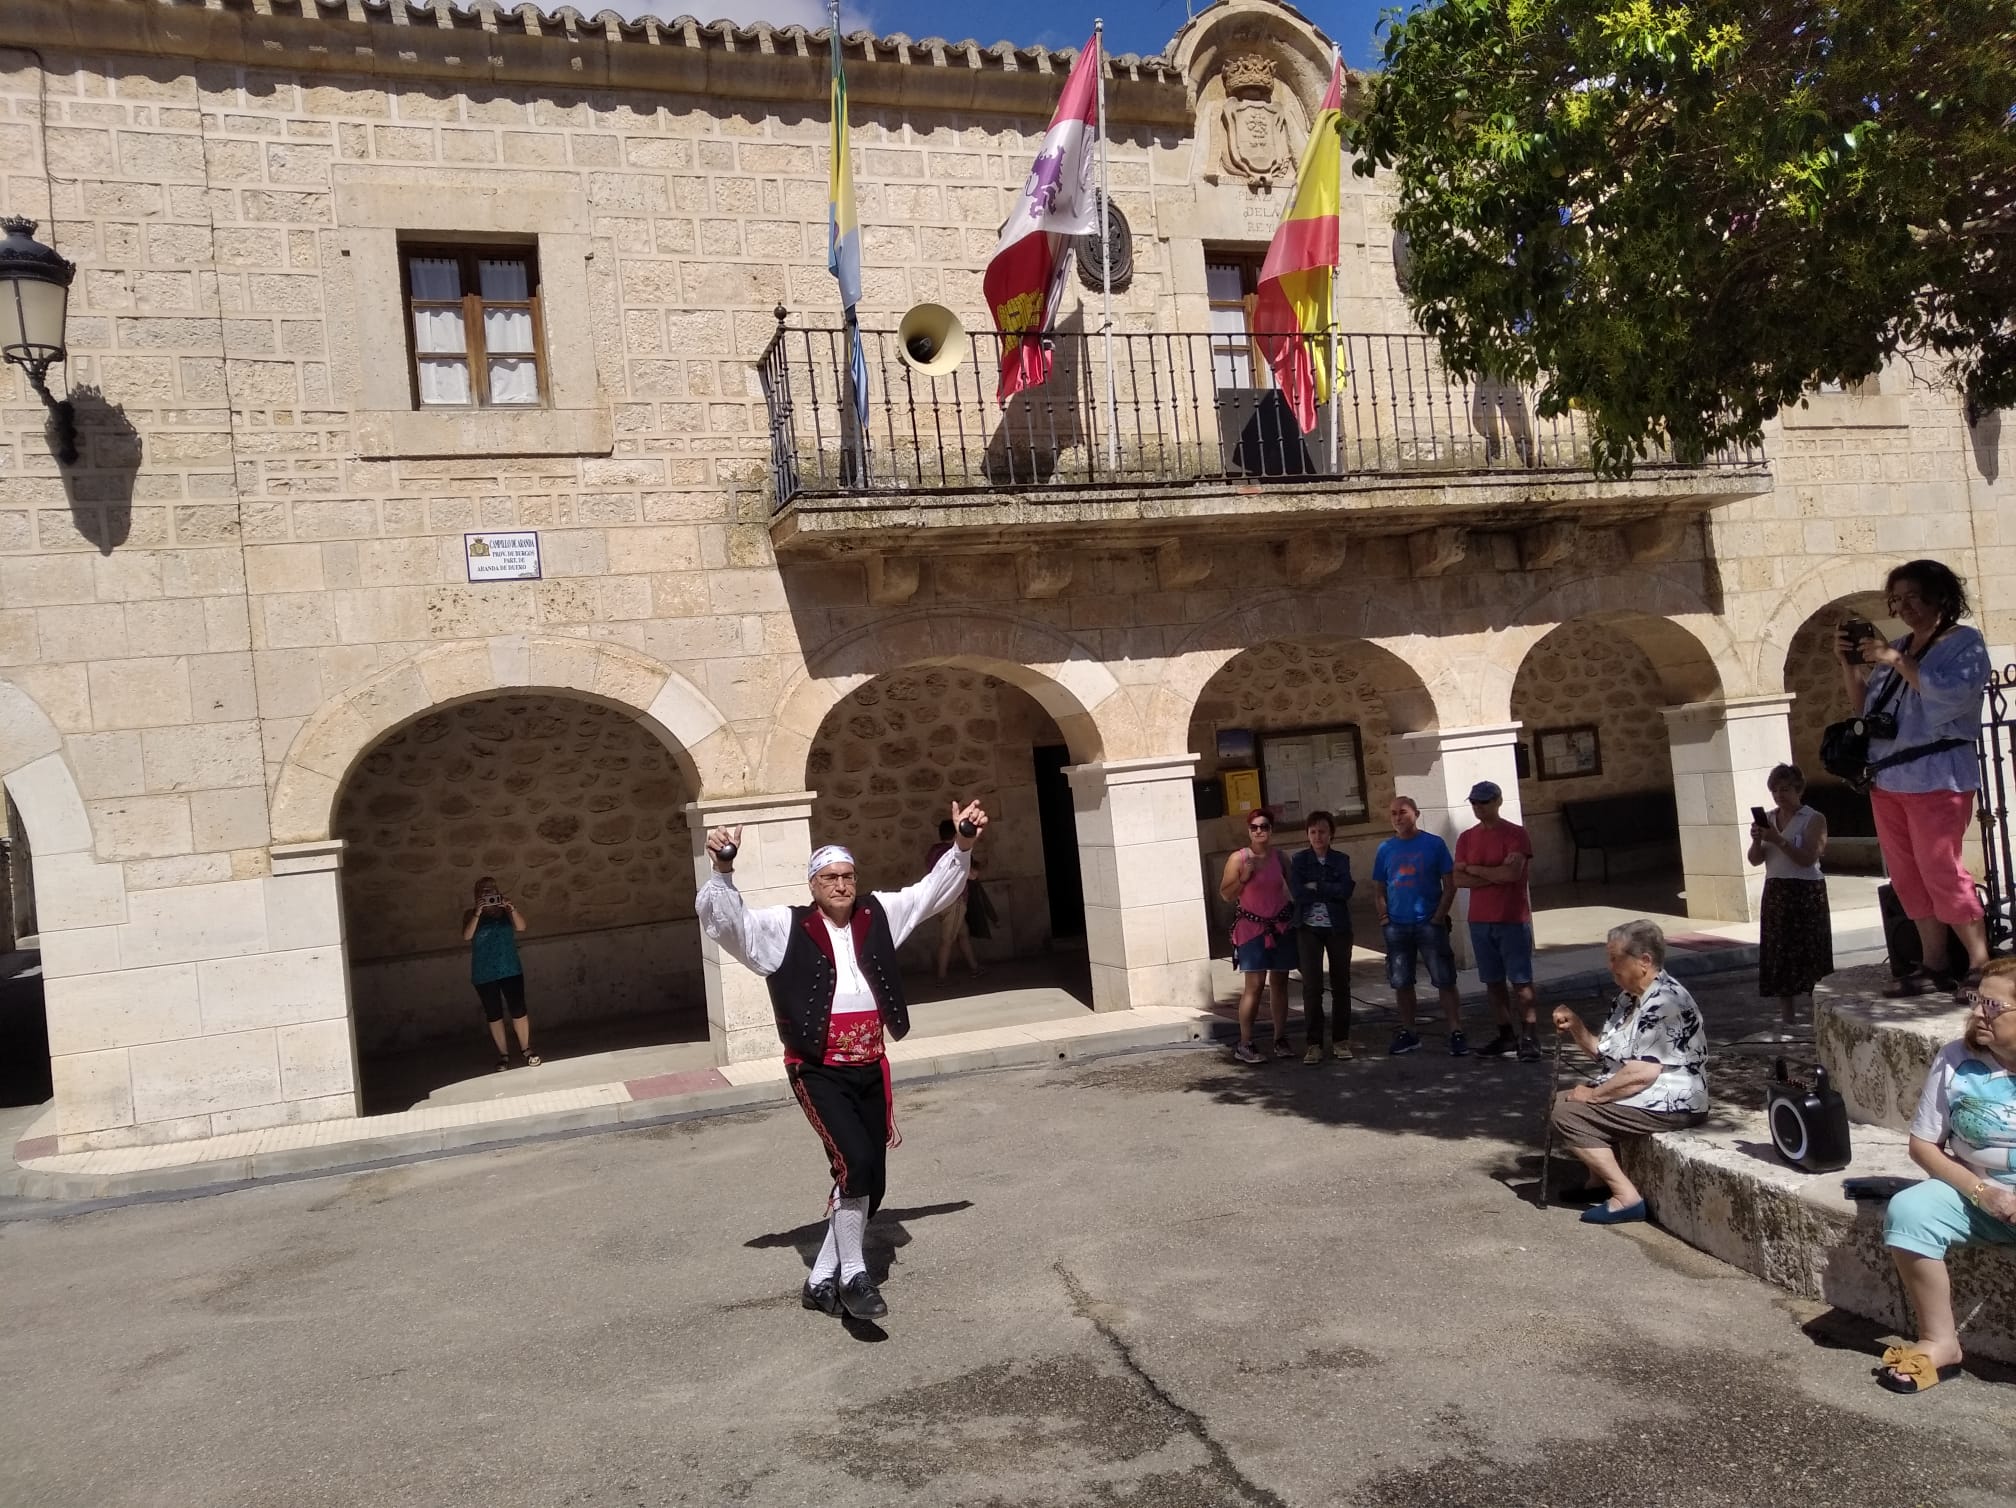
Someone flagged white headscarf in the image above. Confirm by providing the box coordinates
[807,844,856,881]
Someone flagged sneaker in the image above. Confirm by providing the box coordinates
[1303,1044,1324,1065]
[1331,1040,1355,1062]
[1272,1037,1297,1059]
[1232,1041,1264,1064]
[1476,1027,1517,1057]
[1388,1030,1422,1056]
[1448,1031,1469,1057]
[1517,1032,1542,1062]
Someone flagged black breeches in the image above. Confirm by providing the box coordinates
[475,974,527,1022]
[788,1060,888,1215]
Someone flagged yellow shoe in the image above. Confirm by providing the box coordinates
[1302,1044,1324,1065]
[1330,1040,1355,1061]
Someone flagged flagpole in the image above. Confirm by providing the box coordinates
[1327,46,1342,478]
[1094,19,1118,471]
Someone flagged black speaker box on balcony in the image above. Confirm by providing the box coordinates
[1766,1060,1853,1174]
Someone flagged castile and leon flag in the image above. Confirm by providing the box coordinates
[982,32,1103,400]
[1255,58,1346,434]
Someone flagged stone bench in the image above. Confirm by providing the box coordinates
[1815,990,1968,1133]
[1621,1111,2016,1364]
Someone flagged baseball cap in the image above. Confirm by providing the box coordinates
[1466,781,1503,803]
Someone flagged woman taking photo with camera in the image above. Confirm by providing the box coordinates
[462,876,540,1069]
[1838,560,1992,998]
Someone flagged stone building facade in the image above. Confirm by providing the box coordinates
[0,0,2009,1151]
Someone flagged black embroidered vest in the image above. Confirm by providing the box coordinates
[764,900,911,1061]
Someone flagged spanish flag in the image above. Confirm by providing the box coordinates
[1255,59,1345,434]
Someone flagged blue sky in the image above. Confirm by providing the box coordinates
[641,1,1400,71]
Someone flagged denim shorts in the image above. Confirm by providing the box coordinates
[1383,920,1456,991]
[1469,921,1535,986]
[1234,933,1294,974]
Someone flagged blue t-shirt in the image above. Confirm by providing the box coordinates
[470,912,523,985]
[1372,832,1452,925]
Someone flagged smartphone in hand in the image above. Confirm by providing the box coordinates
[1750,806,1770,830]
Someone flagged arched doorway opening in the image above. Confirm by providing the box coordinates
[805,666,1089,1002]
[1510,613,1733,916]
[1186,638,1439,955]
[0,790,47,1112]
[1781,591,1899,873]
[335,692,704,1111]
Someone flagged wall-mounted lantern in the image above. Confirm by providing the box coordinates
[0,217,79,465]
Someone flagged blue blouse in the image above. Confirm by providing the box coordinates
[1864,625,1989,795]
[470,912,523,984]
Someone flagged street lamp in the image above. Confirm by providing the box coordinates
[0,217,79,465]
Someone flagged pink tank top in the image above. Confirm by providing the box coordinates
[1231,849,1292,946]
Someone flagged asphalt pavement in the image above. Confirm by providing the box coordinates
[0,970,2007,1508]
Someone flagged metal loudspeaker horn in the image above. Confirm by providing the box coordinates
[896,303,968,378]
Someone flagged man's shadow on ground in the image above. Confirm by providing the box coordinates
[745,1200,975,1342]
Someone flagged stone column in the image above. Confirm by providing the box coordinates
[1065,755,1211,1013]
[1387,724,1525,961]
[1662,694,1794,922]
[685,791,815,1064]
[263,839,360,1123]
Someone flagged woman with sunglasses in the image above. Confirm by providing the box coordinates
[1220,808,1295,1064]
[1877,958,2016,1393]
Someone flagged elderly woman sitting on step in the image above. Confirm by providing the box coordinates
[1548,920,1710,1225]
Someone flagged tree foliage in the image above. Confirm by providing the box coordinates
[1345,0,2016,472]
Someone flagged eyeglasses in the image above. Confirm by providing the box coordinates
[812,871,857,887]
[1248,822,1272,832]
[1959,987,2011,1023]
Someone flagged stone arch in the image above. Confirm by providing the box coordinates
[1151,591,1470,754]
[760,610,1131,793]
[0,677,109,936]
[1479,573,1746,723]
[1754,555,1903,693]
[271,636,750,844]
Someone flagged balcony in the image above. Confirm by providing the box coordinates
[757,316,1771,557]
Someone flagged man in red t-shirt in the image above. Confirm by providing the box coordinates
[1453,781,1540,1061]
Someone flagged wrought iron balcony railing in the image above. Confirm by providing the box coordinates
[756,314,1765,512]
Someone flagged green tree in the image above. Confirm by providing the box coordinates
[1345,0,2015,471]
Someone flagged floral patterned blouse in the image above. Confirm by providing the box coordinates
[1593,970,1709,1114]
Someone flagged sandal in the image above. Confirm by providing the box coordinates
[523,1052,543,1067]
[1874,1346,1962,1394]
[494,1054,511,1072]
[1882,968,1938,999]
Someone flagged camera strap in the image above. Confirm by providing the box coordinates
[1857,621,1966,777]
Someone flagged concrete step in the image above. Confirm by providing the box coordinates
[1815,991,1969,1133]
[1621,1110,2015,1364]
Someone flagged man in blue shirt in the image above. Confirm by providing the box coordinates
[1290,810,1356,1063]
[1372,795,1465,1055]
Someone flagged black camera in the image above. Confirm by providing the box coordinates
[480,891,505,910]
[1853,711,1898,741]
[1838,617,1876,660]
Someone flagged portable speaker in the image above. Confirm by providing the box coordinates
[1766,1059,1853,1173]
[1877,883,1971,979]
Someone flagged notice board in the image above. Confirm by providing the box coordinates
[1259,725,1368,826]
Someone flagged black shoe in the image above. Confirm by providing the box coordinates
[1448,1030,1469,1058]
[1477,1027,1517,1057]
[1517,1032,1542,1062]
[801,1277,841,1316]
[838,1272,888,1321]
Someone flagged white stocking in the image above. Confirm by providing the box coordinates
[809,1219,840,1284]
[833,1194,870,1281]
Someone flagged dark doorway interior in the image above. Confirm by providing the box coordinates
[1033,744,1086,940]
[0,954,49,1108]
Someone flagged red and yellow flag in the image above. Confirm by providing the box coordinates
[1254,59,1345,434]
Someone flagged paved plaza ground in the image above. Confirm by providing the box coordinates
[1,970,2008,1508]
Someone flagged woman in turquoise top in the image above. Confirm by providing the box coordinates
[461,876,539,1069]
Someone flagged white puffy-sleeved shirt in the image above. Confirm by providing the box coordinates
[695,845,972,1065]
[1592,970,1710,1114]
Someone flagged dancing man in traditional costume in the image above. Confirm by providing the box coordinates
[696,800,987,1321]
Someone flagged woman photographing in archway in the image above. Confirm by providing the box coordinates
[1838,560,1993,997]
[462,877,540,1070]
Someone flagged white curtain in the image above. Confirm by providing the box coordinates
[409,256,461,300]
[413,305,466,355]
[484,305,533,355]
[488,358,538,405]
[478,258,530,300]
[418,360,471,406]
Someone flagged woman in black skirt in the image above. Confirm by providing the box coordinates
[1747,763,1833,1037]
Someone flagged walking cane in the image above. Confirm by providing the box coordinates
[1538,1026,1567,1210]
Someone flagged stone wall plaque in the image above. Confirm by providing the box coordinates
[465,530,542,582]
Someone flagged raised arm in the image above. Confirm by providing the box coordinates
[877,798,987,948]
[694,825,793,976]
